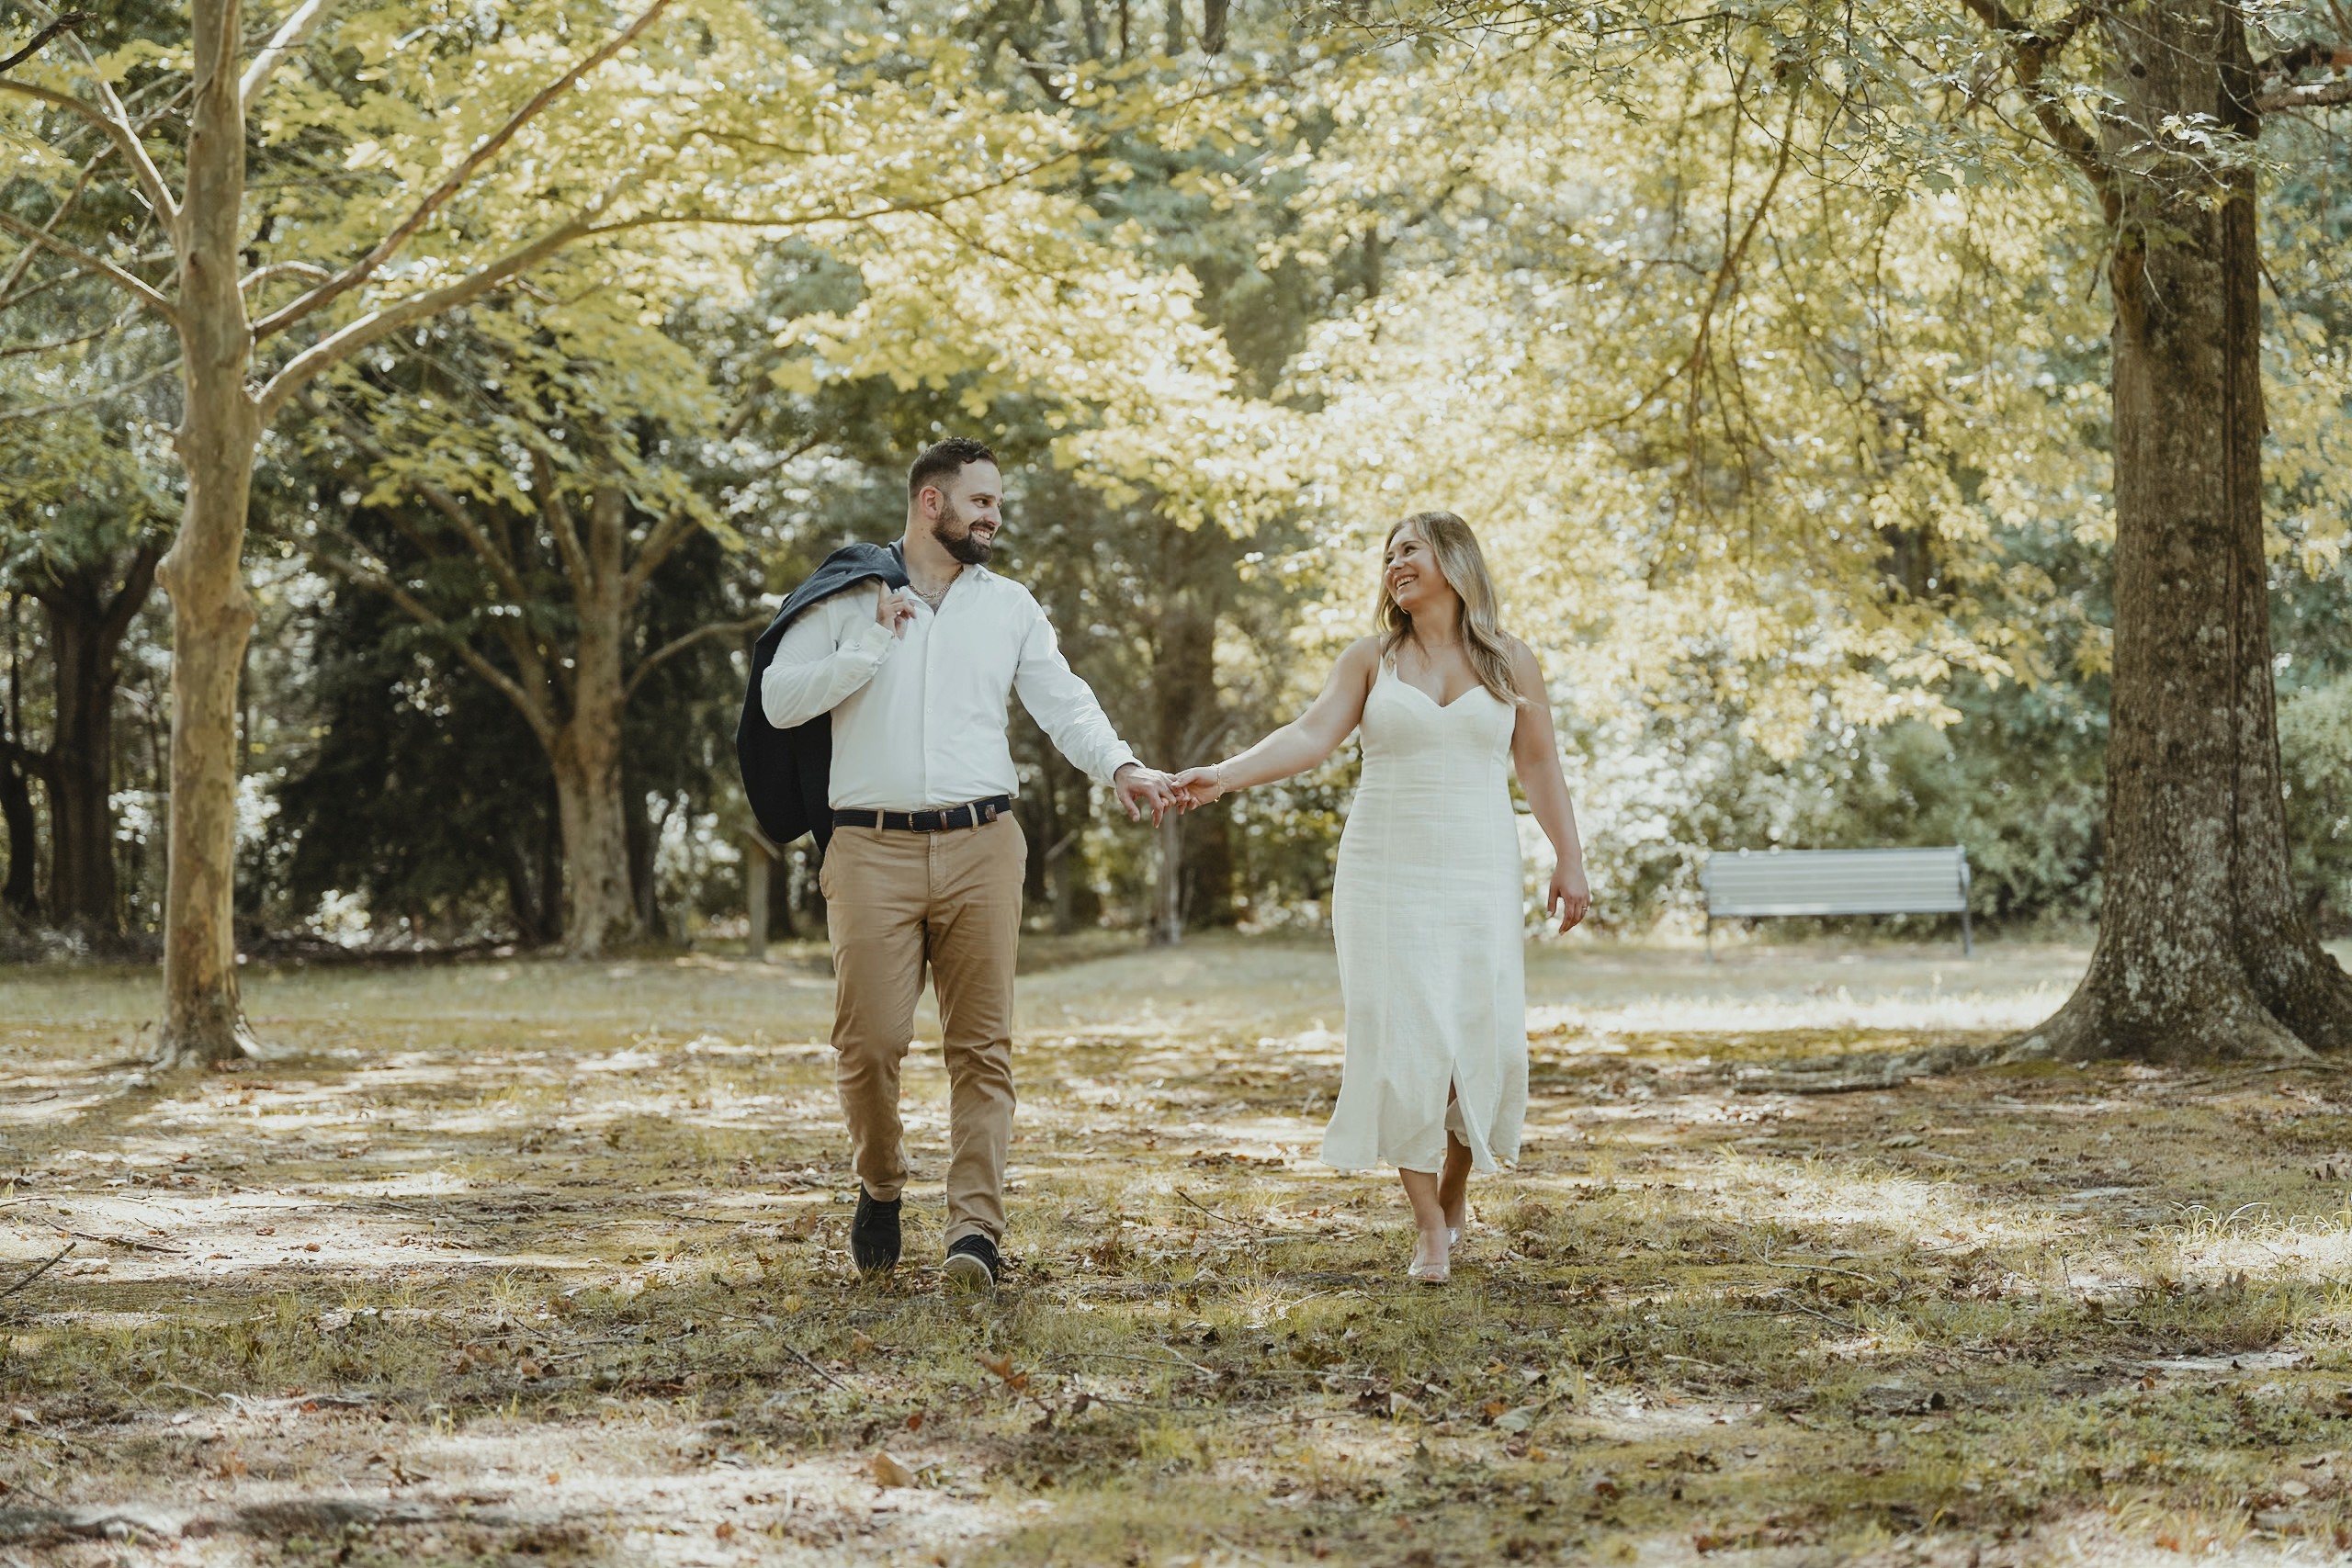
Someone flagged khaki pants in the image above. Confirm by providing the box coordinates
[820,816,1024,1247]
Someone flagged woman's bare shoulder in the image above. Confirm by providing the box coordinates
[1333,636,1385,682]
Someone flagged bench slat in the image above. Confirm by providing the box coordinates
[1702,848,1969,916]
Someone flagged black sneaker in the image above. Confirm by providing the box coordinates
[850,1191,901,1274]
[942,1235,1000,1294]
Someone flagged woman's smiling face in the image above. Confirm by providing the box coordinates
[1385,522,1451,618]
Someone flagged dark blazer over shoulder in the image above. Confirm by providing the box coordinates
[736,540,909,853]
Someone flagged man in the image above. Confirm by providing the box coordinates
[754,438,1177,1293]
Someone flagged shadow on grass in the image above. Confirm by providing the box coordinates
[5,946,2352,1564]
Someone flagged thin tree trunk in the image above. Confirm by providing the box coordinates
[2,592,38,917]
[155,1,262,1066]
[0,748,36,918]
[2020,0,2352,1063]
[1151,808,1184,944]
[44,590,121,938]
[34,544,160,941]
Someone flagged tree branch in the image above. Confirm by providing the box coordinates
[0,150,96,302]
[254,218,592,421]
[0,208,178,324]
[0,320,114,358]
[309,395,529,601]
[97,539,163,648]
[314,546,556,743]
[0,11,88,76]
[309,394,560,699]
[618,508,702,604]
[1956,0,2116,217]
[240,0,335,113]
[2254,74,2352,111]
[0,79,181,229]
[252,0,675,343]
[624,615,765,701]
[240,260,333,293]
[0,733,54,781]
[0,84,187,308]
[0,357,179,424]
[532,448,594,603]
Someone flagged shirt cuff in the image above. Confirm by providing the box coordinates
[847,617,895,660]
[1099,750,1142,786]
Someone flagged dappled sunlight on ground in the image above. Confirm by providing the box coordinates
[6,936,2352,1564]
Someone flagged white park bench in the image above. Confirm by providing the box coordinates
[1700,846,1973,959]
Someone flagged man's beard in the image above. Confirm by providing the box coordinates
[933,503,995,566]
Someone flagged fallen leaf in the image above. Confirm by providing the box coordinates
[851,1330,876,1355]
[870,1450,916,1489]
[979,1354,1014,1380]
[905,1411,925,1431]
[715,1521,736,1540]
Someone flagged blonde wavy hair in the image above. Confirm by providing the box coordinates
[1374,511,1522,707]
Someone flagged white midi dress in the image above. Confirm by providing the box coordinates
[1320,656,1529,1176]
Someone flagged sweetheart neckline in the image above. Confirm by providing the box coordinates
[1383,664,1496,713]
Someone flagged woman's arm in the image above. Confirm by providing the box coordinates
[1175,638,1380,803]
[1507,641,1590,931]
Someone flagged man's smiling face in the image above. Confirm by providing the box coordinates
[928,460,1003,566]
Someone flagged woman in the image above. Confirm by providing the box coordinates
[1173,512,1589,1283]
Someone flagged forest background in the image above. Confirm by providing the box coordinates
[5,0,2352,967]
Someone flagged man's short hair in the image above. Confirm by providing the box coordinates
[908,437,999,502]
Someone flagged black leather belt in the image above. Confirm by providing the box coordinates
[832,795,1012,833]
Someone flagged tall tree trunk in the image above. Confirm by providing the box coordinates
[2020,0,2352,1063]
[2,593,38,917]
[35,544,161,941]
[155,1,262,1066]
[0,749,36,918]
[551,720,635,955]
[548,485,642,956]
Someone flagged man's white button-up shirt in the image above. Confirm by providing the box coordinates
[759,564,1139,811]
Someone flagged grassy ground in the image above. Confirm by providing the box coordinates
[6,933,2352,1566]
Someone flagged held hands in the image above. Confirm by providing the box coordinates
[1170,764,1229,808]
[1114,763,1182,826]
[875,583,917,637]
[1548,858,1591,934]
[1114,762,1234,826]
